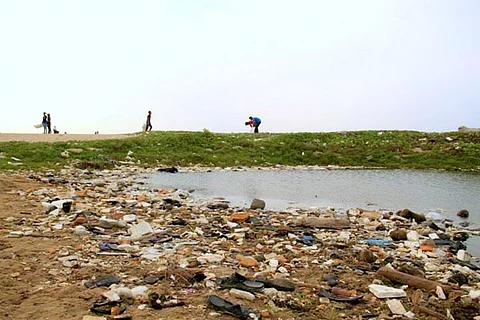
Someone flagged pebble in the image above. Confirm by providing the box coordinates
[230,288,255,301]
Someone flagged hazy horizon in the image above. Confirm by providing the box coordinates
[1,0,479,134]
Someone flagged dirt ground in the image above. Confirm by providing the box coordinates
[1,172,477,320]
[0,174,220,320]
[0,133,134,143]
[0,174,375,320]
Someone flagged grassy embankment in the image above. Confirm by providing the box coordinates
[0,130,479,171]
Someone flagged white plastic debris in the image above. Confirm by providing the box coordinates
[229,288,255,301]
[386,299,407,315]
[122,214,137,223]
[426,212,445,221]
[457,250,471,262]
[129,221,153,238]
[369,284,407,298]
[131,286,149,300]
[436,286,446,300]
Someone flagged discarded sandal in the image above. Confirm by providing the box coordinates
[85,274,121,288]
[207,295,258,319]
[217,273,264,293]
[255,277,296,292]
[318,288,363,303]
[90,300,126,315]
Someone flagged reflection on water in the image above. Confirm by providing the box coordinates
[148,169,480,256]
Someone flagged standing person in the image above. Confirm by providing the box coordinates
[42,112,48,134]
[47,113,52,134]
[145,111,152,131]
[245,116,261,133]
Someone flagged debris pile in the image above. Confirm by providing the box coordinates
[2,166,479,319]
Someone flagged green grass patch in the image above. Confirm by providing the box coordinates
[0,130,479,172]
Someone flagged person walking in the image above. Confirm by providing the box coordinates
[245,116,261,133]
[42,112,48,134]
[145,111,152,131]
[47,113,52,134]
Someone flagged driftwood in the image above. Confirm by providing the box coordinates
[377,267,452,293]
[414,306,447,320]
[296,217,350,229]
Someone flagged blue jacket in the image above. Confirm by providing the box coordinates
[252,117,261,123]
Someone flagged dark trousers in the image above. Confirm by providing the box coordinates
[254,122,260,133]
[146,122,152,131]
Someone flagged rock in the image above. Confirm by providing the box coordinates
[362,211,383,220]
[386,299,407,315]
[368,284,406,299]
[60,151,69,158]
[390,229,407,241]
[157,167,178,173]
[197,253,224,264]
[263,288,278,298]
[323,274,338,286]
[359,249,376,263]
[250,198,266,210]
[457,209,469,218]
[75,225,90,236]
[99,217,126,229]
[229,288,255,301]
[236,255,259,267]
[406,231,420,242]
[122,214,137,223]
[207,202,229,210]
[298,217,350,229]
[231,212,250,222]
[398,209,426,223]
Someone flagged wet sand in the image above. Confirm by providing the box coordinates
[0,133,136,142]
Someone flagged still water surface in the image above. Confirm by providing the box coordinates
[148,169,480,255]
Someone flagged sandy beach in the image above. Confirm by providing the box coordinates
[0,133,135,143]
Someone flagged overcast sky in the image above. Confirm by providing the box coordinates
[0,0,478,134]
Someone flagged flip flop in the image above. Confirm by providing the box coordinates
[318,288,363,303]
[90,300,126,315]
[207,295,257,319]
[255,277,296,292]
[84,274,121,288]
[217,273,264,293]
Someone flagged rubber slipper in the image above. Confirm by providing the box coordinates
[318,288,363,303]
[255,277,296,292]
[90,300,126,315]
[84,274,121,288]
[217,273,264,293]
[207,295,257,319]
